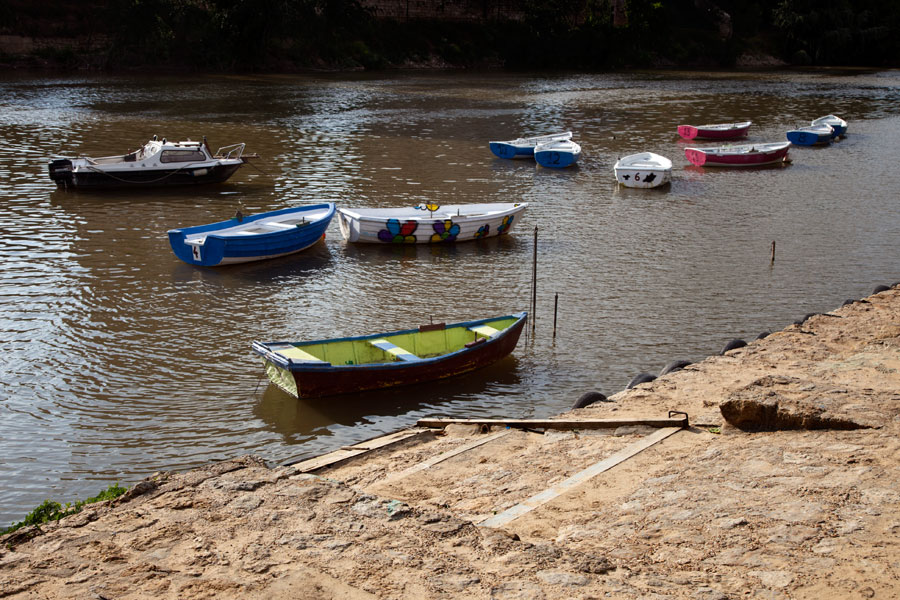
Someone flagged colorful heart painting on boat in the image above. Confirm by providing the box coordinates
[378,219,418,243]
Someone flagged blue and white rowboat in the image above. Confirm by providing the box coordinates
[534,138,581,168]
[786,124,834,146]
[168,203,335,267]
[489,131,572,159]
[811,114,848,138]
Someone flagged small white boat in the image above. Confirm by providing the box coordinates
[534,139,581,168]
[489,131,572,159]
[337,202,527,244]
[48,135,254,189]
[811,114,848,137]
[614,152,672,188]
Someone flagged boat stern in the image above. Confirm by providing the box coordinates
[48,158,74,187]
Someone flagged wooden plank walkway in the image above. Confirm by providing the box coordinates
[374,430,513,489]
[478,426,683,528]
[286,428,432,473]
[417,416,688,430]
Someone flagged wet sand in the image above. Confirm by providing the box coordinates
[3,288,900,599]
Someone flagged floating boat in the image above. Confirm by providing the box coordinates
[684,142,791,167]
[613,152,673,188]
[48,136,254,189]
[811,114,848,137]
[676,121,752,141]
[489,131,572,159]
[167,203,335,267]
[252,312,528,398]
[337,202,526,244]
[786,124,834,146]
[534,139,581,168]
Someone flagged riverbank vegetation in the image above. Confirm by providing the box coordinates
[2,484,126,538]
[1,0,898,72]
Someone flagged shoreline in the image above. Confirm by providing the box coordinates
[3,287,900,598]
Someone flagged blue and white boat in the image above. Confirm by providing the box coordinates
[168,203,335,267]
[534,138,581,168]
[811,114,848,138]
[489,131,572,159]
[786,124,834,146]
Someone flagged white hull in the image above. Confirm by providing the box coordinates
[614,152,672,188]
[338,202,527,244]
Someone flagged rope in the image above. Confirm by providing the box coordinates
[84,160,215,184]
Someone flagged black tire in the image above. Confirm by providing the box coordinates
[572,391,609,409]
[720,339,747,355]
[627,372,656,389]
[794,313,817,325]
[659,360,691,376]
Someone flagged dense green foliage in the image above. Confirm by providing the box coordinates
[0,0,898,71]
[2,484,127,536]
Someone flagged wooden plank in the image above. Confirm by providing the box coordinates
[375,430,512,488]
[286,428,430,473]
[478,426,683,528]
[417,417,687,430]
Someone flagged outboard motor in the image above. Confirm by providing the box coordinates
[48,159,74,187]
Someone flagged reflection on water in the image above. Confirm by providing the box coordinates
[2,69,900,523]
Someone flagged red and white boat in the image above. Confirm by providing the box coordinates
[677,121,752,141]
[684,142,791,167]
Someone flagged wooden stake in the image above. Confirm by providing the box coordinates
[771,240,776,264]
[531,226,538,333]
[553,292,558,338]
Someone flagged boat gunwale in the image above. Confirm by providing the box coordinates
[684,141,791,156]
[169,203,336,240]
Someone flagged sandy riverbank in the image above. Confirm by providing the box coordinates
[3,288,900,599]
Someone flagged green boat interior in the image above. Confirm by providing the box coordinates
[269,316,520,367]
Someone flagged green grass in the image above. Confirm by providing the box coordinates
[3,483,128,536]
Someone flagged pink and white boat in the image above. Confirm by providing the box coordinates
[684,142,791,167]
[677,121,752,141]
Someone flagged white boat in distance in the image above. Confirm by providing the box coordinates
[811,114,848,137]
[48,135,254,189]
[489,131,572,159]
[337,202,527,244]
[614,152,672,188]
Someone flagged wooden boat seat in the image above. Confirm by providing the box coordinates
[369,339,421,362]
[468,324,500,338]
[265,222,297,229]
[275,345,324,363]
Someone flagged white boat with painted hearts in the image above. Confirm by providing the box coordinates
[337,202,527,244]
[614,152,673,188]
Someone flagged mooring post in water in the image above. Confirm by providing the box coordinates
[531,226,538,334]
[771,240,776,264]
[553,292,558,338]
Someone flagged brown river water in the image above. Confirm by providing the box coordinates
[2,69,900,524]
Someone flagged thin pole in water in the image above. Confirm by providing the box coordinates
[531,226,538,334]
[553,292,558,339]
[771,240,776,264]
